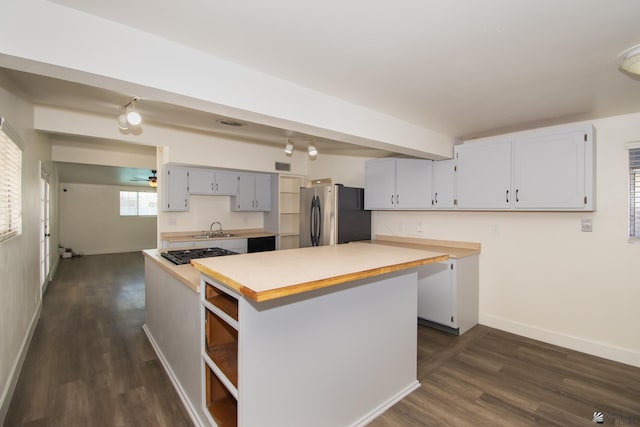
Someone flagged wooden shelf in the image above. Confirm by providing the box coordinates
[206,284,239,321]
[205,309,239,389]
[207,342,238,387]
[205,363,237,427]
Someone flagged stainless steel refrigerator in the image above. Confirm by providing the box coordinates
[299,184,371,247]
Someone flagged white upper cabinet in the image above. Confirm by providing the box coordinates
[513,128,591,210]
[432,159,456,209]
[455,138,512,210]
[365,158,432,210]
[162,165,190,212]
[189,169,238,195]
[364,158,396,209]
[232,173,272,211]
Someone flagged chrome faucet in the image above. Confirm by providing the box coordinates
[209,221,223,236]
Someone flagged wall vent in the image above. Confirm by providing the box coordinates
[275,162,291,171]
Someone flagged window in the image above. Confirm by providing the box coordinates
[630,146,640,242]
[0,117,23,243]
[120,191,157,216]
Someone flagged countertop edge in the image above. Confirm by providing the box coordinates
[371,235,481,258]
[161,229,276,243]
[238,254,449,302]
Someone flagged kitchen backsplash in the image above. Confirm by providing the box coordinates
[159,194,264,232]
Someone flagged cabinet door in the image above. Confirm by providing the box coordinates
[364,158,396,209]
[162,166,189,211]
[395,159,432,209]
[214,171,238,195]
[188,169,215,195]
[513,130,586,209]
[432,159,456,209]
[455,138,512,209]
[233,174,255,211]
[254,174,272,211]
[417,261,455,328]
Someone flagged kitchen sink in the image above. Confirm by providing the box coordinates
[191,233,236,239]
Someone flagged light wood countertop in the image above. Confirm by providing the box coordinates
[160,228,276,244]
[142,249,202,292]
[191,242,448,302]
[370,235,481,259]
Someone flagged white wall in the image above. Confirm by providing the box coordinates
[310,113,640,367]
[306,151,381,187]
[0,73,58,423]
[59,183,157,255]
[162,195,264,234]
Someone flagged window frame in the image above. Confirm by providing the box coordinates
[119,190,158,217]
[0,117,23,244]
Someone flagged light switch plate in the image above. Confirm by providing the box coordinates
[581,218,593,232]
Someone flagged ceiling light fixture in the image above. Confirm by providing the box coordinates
[118,96,142,130]
[618,44,640,75]
[308,144,318,157]
[149,178,158,188]
[284,142,294,156]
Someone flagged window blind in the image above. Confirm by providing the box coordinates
[630,147,640,240]
[0,117,23,243]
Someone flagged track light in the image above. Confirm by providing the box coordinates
[118,97,142,130]
[284,142,294,156]
[308,144,318,157]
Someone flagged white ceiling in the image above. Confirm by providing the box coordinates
[4,0,640,188]
[46,0,640,139]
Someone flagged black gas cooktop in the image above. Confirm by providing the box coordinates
[161,247,239,265]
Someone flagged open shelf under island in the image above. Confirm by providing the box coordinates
[143,242,448,427]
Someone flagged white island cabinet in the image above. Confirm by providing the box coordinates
[193,243,447,427]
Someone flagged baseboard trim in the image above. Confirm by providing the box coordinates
[0,301,42,425]
[142,324,205,427]
[480,313,640,368]
[351,380,421,427]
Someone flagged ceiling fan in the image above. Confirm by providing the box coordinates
[131,169,158,187]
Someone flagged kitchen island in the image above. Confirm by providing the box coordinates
[143,243,447,427]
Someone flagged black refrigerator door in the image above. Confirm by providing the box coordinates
[336,186,371,244]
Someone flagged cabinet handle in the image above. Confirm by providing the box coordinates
[396,194,399,205]
[184,198,188,207]
[391,195,394,205]
[434,192,438,204]
[216,183,219,191]
[506,190,509,203]
[516,189,519,203]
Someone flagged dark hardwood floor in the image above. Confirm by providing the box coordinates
[4,252,192,427]
[372,325,640,426]
[5,252,640,426]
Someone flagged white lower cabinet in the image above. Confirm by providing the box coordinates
[417,255,479,335]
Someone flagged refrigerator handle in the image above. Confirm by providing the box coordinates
[310,195,321,246]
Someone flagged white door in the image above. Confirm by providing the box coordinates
[455,138,512,209]
[513,130,586,209]
[395,159,432,209]
[364,158,396,209]
[254,174,272,211]
[40,169,50,292]
[188,169,215,194]
[432,159,456,209]
[417,261,455,327]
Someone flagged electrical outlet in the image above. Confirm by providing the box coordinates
[417,222,423,233]
[581,218,593,232]
[168,217,177,226]
[491,224,500,236]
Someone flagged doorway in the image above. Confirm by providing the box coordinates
[40,167,50,293]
